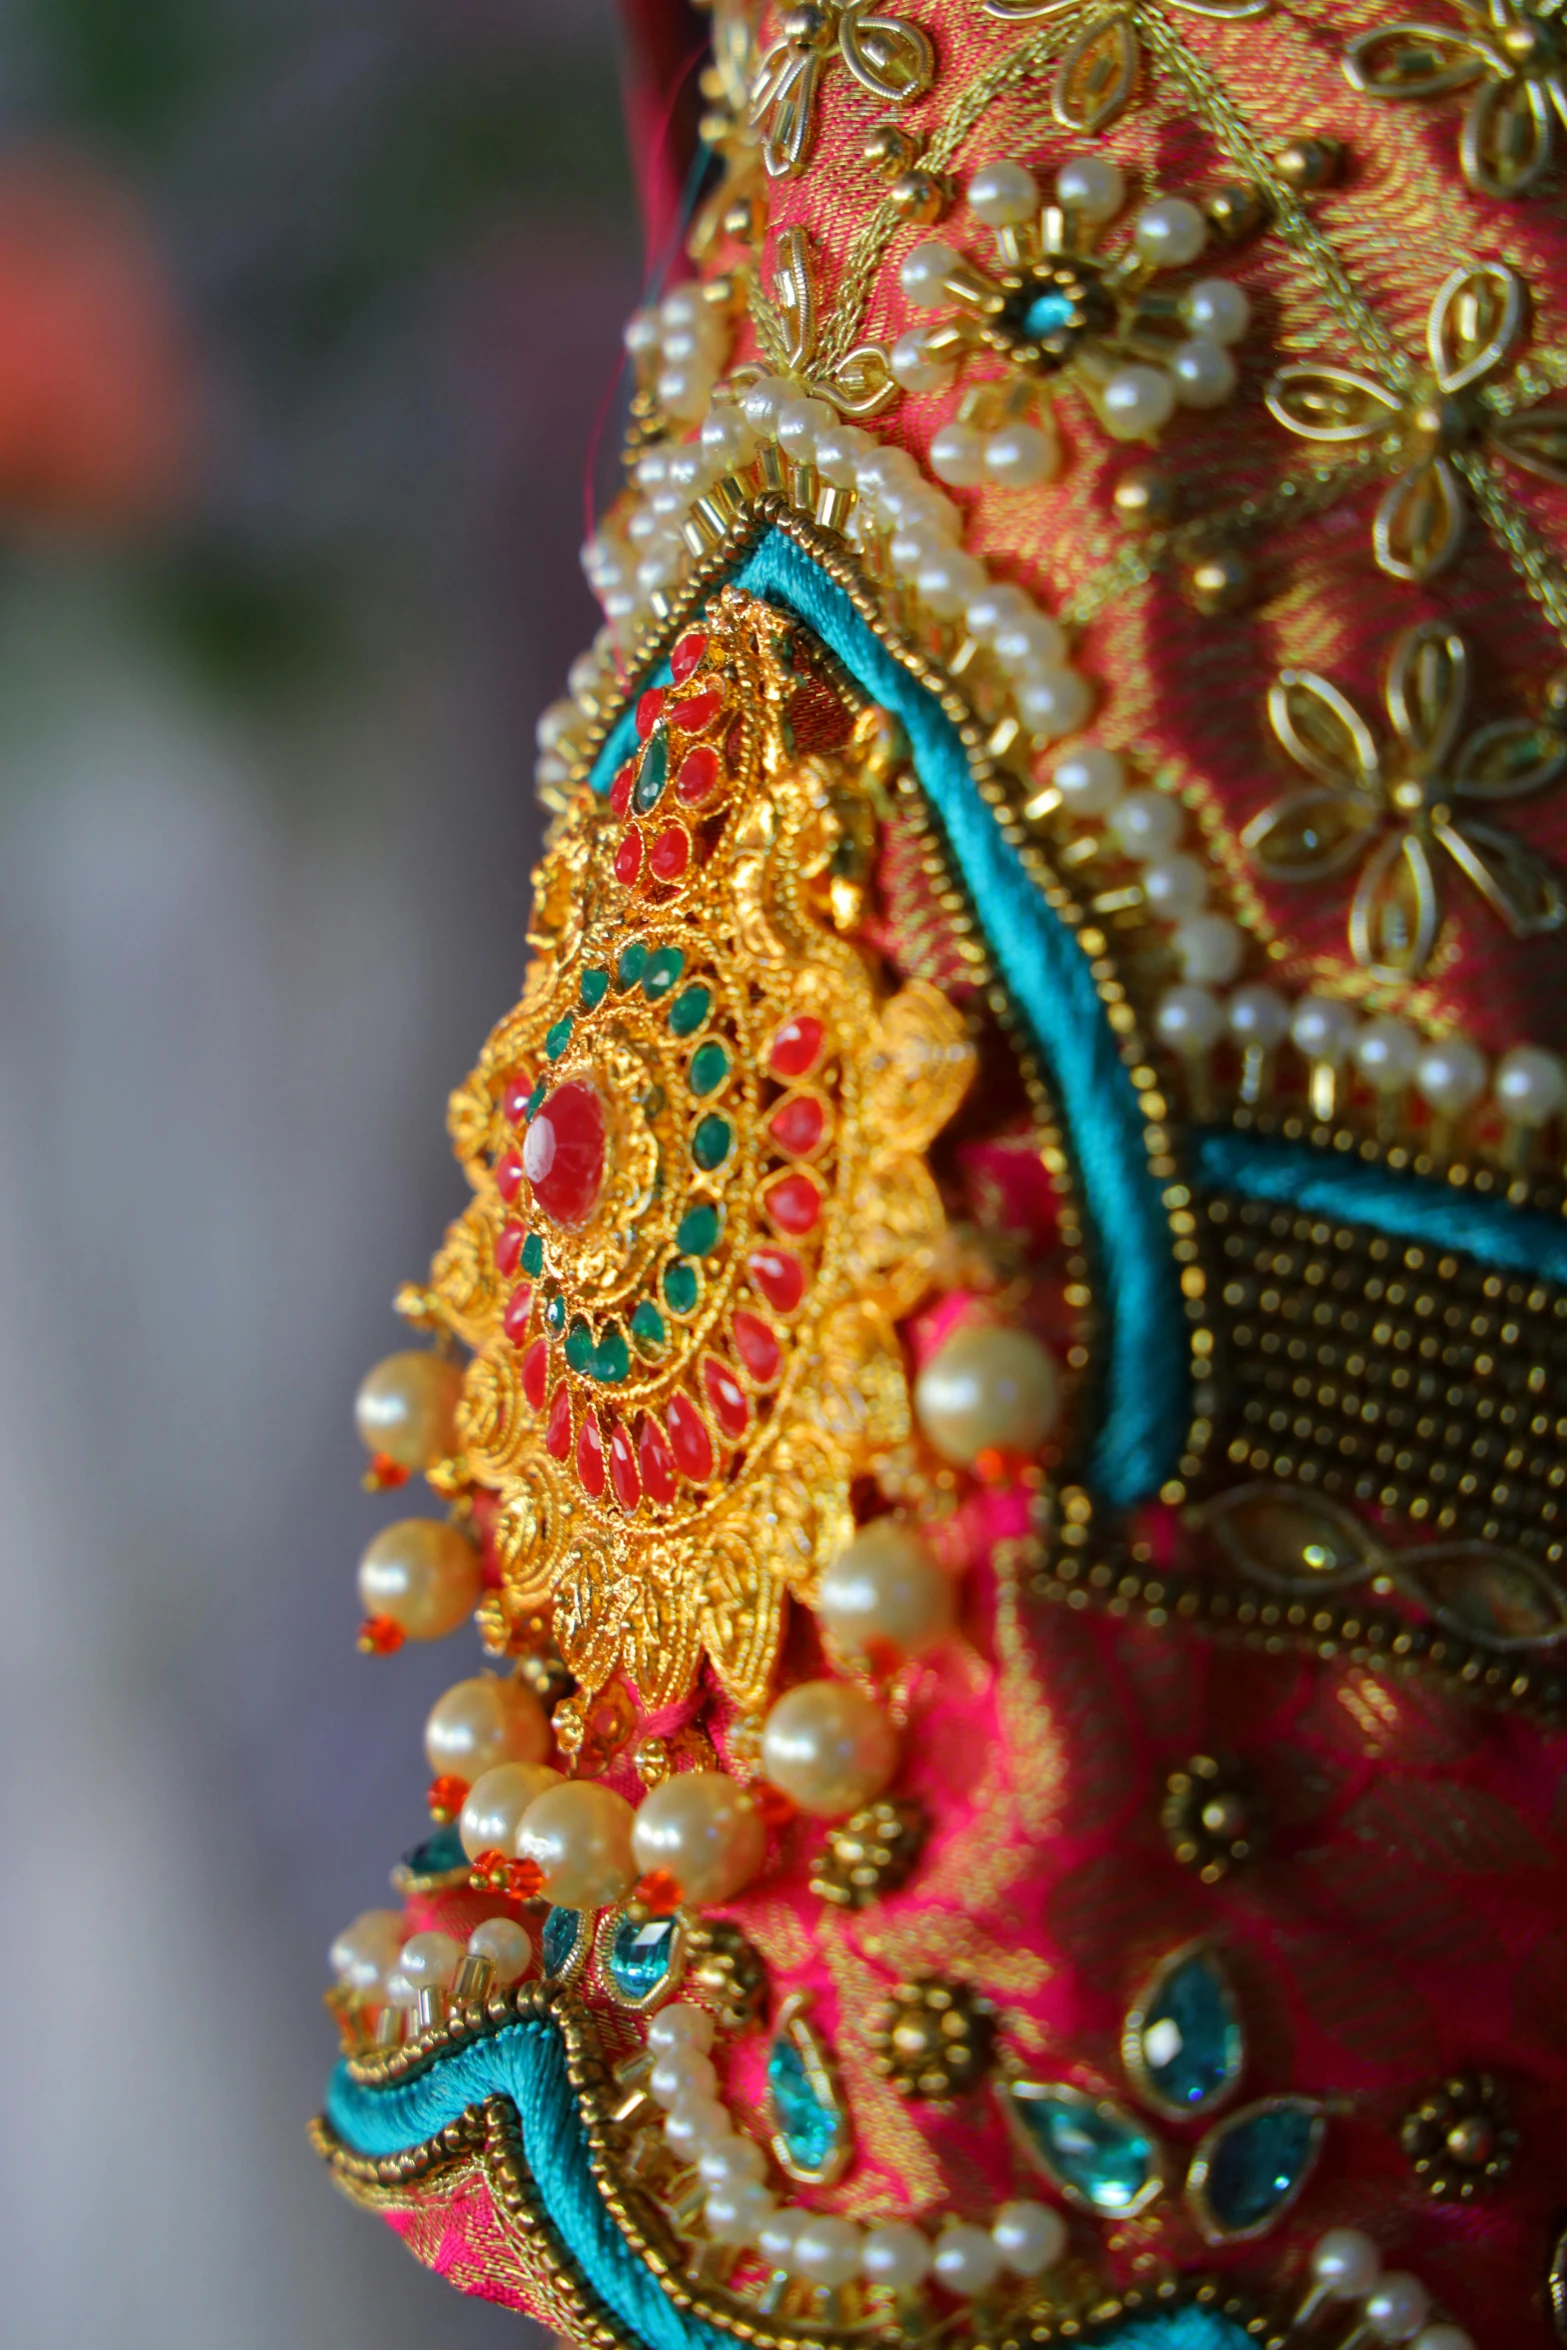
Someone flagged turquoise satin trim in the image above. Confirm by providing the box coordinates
[588,528,1187,1504]
[1192,1127,1567,1284]
[325,2020,1253,2350]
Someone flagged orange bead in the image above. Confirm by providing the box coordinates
[357,1614,405,1656]
[633,1868,683,1917]
[427,1773,470,1822]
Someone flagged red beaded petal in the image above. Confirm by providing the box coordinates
[521,1337,549,1409]
[769,1015,824,1080]
[748,1246,805,1314]
[670,629,707,684]
[676,744,721,806]
[504,1283,534,1346]
[545,1380,573,1460]
[702,1357,749,1440]
[649,824,691,884]
[495,1148,526,1203]
[502,1075,535,1126]
[638,1415,676,1508]
[614,827,644,886]
[577,1408,606,1497]
[608,1422,641,1513]
[523,1080,607,1228]
[668,687,723,734]
[635,687,665,741]
[769,1094,827,1157]
[495,1222,528,1277]
[765,1171,822,1235]
[666,1390,715,1483]
[732,1311,781,1386]
[609,762,636,818]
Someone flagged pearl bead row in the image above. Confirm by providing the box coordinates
[644,2005,1068,2299]
[330,1910,534,2005]
[1297,2228,1472,2350]
[1037,745,1246,988]
[623,281,734,427]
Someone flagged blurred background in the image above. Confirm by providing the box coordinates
[0,2,649,2341]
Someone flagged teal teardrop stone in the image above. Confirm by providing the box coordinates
[545,1013,574,1061]
[643,945,686,1002]
[541,1907,581,1977]
[1134,1948,1243,2113]
[692,1113,733,1171]
[1010,2086,1162,2215]
[631,1299,666,1354]
[605,1913,680,2003]
[617,940,648,990]
[399,1822,465,1879]
[668,983,712,1038]
[545,1291,566,1334]
[565,1317,594,1374]
[520,1232,544,1278]
[768,2033,842,2175]
[580,967,610,1012]
[663,1258,700,1315]
[633,730,669,815]
[688,1039,730,1097]
[1195,2100,1322,2238]
[676,1200,722,1256]
[593,1323,630,1384]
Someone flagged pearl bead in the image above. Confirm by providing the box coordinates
[1228,982,1290,1047]
[1413,2330,1475,2350]
[1353,1015,1420,1091]
[1019,668,1094,742]
[662,2094,731,2157]
[466,1916,532,1983]
[761,1679,898,1818]
[633,449,670,490]
[890,523,947,582]
[757,2207,807,2274]
[793,2215,863,2288]
[861,2221,931,2291]
[1156,983,1225,1055]
[1415,1035,1486,1113]
[1102,364,1176,440]
[398,1929,464,1990]
[1182,278,1249,344]
[647,2001,715,2055]
[354,1351,463,1470]
[993,607,1068,676]
[1056,155,1124,221]
[649,2046,719,2108]
[1169,339,1236,408]
[1363,2275,1432,2341]
[623,308,660,356]
[777,396,837,461]
[1291,993,1359,1064]
[700,404,757,471]
[964,581,1033,644]
[914,1323,1061,1464]
[1053,744,1126,815]
[657,365,708,421]
[817,1520,955,1663]
[900,239,961,307]
[630,1769,766,1904]
[814,421,874,485]
[1135,196,1207,266]
[536,698,582,753]
[1109,787,1183,860]
[1141,852,1209,918]
[740,374,794,435]
[856,444,921,508]
[1175,912,1244,984]
[516,1780,637,1909]
[992,2200,1067,2277]
[330,1908,404,1993]
[357,1518,480,1642]
[930,422,987,486]
[884,480,961,537]
[425,1675,551,1782]
[459,1761,564,1861]
[1310,2229,1382,2296]
[705,2179,777,2246]
[658,286,705,333]
[968,158,1038,226]
[698,2137,768,2188]
[383,1967,417,2008]
[1494,1043,1567,1124]
[984,421,1059,487]
[916,547,990,617]
[889,328,955,394]
[661,325,713,371]
[932,2223,1002,2297]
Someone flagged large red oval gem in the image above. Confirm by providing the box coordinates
[677,745,720,806]
[649,824,691,884]
[732,1312,781,1385]
[504,1283,534,1345]
[765,1172,822,1235]
[638,1415,676,1507]
[769,1095,827,1157]
[748,1246,804,1313]
[769,1015,824,1080]
[521,1337,549,1408]
[703,1357,749,1441]
[666,1391,715,1483]
[670,629,707,684]
[609,1422,641,1513]
[577,1408,606,1497]
[522,1080,607,1227]
[546,1380,573,1459]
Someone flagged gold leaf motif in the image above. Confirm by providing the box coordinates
[459,1350,531,1485]
[1267,668,1380,789]
[553,1540,637,1697]
[1426,262,1524,395]
[1464,68,1555,197]
[1053,12,1140,134]
[863,981,977,1152]
[839,8,935,105]
[1398,1540,1567,1648]
[1437,815,1567,936]
[621,1551,704,1711]
[1490,402,1567,485]
[701,1535,786,1711]
[1343,24,1490,100]
[1373,453,1466,581]
[1197,1482,1382,1593]
[1453,715,1567,800]
[1349,827,1442,975]
[1385,621,1469,769]
[1242,787,1380,883]
[847,1152,946,1317]
[1263,364,1400,443]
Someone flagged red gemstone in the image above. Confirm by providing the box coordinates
[666,1391,715,1483]
[732,1311,781,1385]
[676,744,721,805]
[615,827,644,886]
[636,687,665,740]
[495,1148,526,1202]
[495,1222,528,1277]
[765,1172,822,1235]
[502,1074,534,1126]
[649,824,691,883]
[670,688,722,733]
[504,1283,534,1345]
[522,1080,607,1227]
[609,1422,641,1512]
[638,1415,676,1507]
[610,761,636,818]
[577,1408,606,1497]
[770,1015,824,1080]
[545,1380,573,1459]
[770,1094,827,1157]
[748,1246,805,1313]
[521,1337,549,1408]
[703,1357,749,1440]
[670,629,708,684]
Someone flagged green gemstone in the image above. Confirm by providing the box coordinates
[1007,2084,1162,2216]
[617,940,648,990]
[676,1201,722,1257]
[667,983,712,1038]
[643,945,685,1002]
[663,1258,700,1316]
[691,1112,733,1171]
[565,1317,595,1375]
[633,729,669,815]
[399,1822,466,1880]
[521,1232,545,1278]
[1195,2100,1323,2239]
[631,1299,667,1354]
[545,1014,574,1061]
[545,1292,566,1334]
[605,1912,680,2002]
[580,967,610,1012]
[524,1077,548,1121]
[688,1039,730,1098]
[593,1323,630,1384]
[768,2033,846,2178]
[1131,1948,1243,2116]
[542,1907,583,1978]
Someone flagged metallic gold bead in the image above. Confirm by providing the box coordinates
[1274,135,1345,193]
[1205,181,1265,242]
[871,1977,995,2099]
[721,195,766,245]
[863,122,919,176]
[889,168,952,224]
[1400,2072,1516,2199]
[1113,464,1175,530]
[1187,551,1254,616]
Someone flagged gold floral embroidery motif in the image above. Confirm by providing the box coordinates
[750,4,936,180]
[1344,3,1567,200]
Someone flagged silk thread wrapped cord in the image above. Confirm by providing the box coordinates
[323,2020,1253,2350]
[588,527,1189,1507]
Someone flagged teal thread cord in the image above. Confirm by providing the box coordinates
[588,529,1189,1504]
